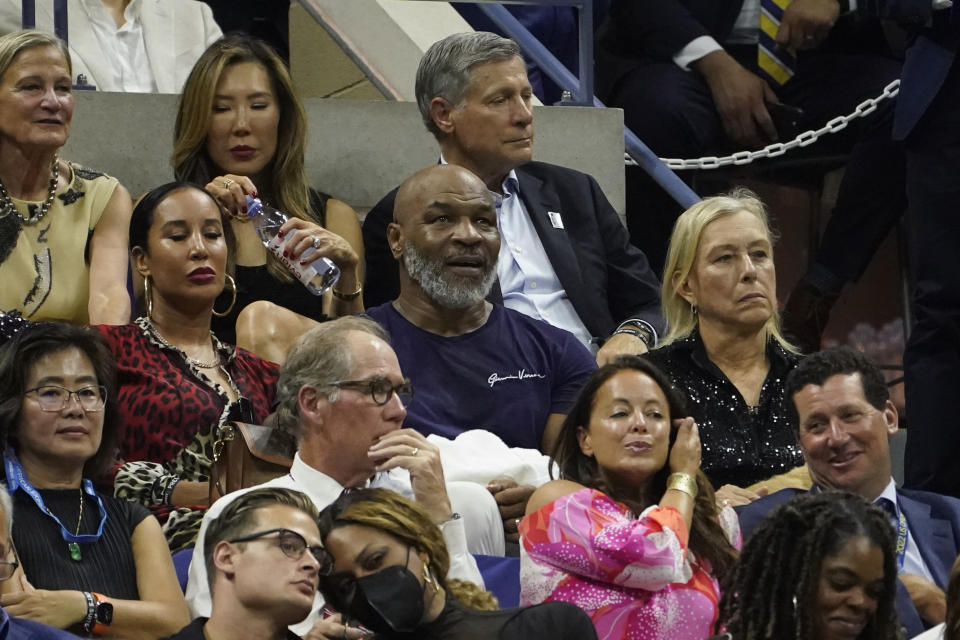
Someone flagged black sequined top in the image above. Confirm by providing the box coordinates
[0,309,28,346]
[643,329,803,489]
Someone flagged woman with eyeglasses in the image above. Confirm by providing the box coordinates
[95,182,279,552]
[315,487,598,640]
[0,322,189,638]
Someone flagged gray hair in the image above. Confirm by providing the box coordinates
[0,30,71,83]
[0,483,12,539]
[275,316,390,438]
[415,32,522,138]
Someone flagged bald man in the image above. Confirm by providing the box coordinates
[364,165,596,543]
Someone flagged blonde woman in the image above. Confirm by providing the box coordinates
[644,188,804,506]
[172,34,363,346]
[0,30,131,329]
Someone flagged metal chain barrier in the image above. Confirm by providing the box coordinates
[624,79,900,169]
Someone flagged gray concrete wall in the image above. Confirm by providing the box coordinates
[62,92,625,213]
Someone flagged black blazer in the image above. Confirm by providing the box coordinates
[361,160,664,341]
[603,0,743,61]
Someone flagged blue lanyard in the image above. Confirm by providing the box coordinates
[3,449,107,544]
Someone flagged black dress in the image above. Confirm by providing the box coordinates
[643,329,804,488]
[11,488,150,600]
[211,190,331,344]
[394,598,598,640]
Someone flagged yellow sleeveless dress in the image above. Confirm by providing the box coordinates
[0,163,119,324]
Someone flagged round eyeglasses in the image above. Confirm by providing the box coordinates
[229,528,334,575]
[24,385,107,412]
[329,377,414,407]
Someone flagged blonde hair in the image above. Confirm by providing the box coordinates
[172,34,311,282]
[0,30,71,83]
[660,187,797,352]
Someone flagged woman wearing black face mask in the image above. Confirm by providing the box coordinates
[316,488,597,640]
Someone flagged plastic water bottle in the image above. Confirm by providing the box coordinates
[245,195,340,296]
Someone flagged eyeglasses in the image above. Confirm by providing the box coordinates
[24,385,107,412]
[0,543,19,581]
[329,377,414,407]
[229,528,334,575]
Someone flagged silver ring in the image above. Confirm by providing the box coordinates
[721,499,731,507]
[410,447,419,456]
[312,236,322,249]
[222,178,234,189]
[515,518,521,528]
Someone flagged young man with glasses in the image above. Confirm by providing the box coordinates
[164,488,323,640]
[0,484,85,640]
[185,316,501,640]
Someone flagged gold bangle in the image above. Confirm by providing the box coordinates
[331,284,362,301]
[666,472,698,499]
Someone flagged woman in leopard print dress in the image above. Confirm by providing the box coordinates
[96,182,278,552]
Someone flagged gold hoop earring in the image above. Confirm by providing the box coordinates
[143,274,153,320]
[212,275,237,318]
[422,563,438,593]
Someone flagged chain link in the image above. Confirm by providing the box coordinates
[624,79,899,169]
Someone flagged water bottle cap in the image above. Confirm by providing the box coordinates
[245,195,262,217]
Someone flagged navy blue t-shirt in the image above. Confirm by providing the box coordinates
[365,303,597,450]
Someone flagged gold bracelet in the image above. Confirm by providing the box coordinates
[666,472,698,499]
[331,284,362,301]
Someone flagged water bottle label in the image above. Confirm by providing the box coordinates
[267,233,318,286]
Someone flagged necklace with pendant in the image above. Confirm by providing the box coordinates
[46,490,84,561]
[69,491,84,561]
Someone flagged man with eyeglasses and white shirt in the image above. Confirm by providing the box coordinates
[185,316,501,640]
[165,488,323,640]
[0,484,83,640]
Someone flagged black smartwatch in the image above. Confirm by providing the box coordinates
[88,593,113,635]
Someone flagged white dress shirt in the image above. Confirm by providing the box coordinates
[79,0,156,92]
[875,478,936,583]
[185,453,486,636]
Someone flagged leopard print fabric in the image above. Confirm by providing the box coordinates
[97,319,279,551]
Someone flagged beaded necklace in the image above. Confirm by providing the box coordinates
[0,157,60,224]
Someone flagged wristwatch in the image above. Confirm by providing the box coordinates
[84,592,113,635]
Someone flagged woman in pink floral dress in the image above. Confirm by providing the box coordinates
[520,356,741,640]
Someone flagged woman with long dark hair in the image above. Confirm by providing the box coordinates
[520,355,739,639]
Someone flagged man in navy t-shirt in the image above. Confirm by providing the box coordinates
[364,164,597,541]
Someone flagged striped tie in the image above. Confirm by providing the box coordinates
[758,0,797,85]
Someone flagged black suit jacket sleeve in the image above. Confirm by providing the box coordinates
[362,188,401,309]
[581,170,664,336]
[607,0,713,61]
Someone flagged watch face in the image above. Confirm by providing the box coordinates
[96,601,113,625]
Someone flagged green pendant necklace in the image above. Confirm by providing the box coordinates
[65,491,83,561]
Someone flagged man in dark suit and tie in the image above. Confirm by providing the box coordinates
[859,0,960,502]
[596,0,907,352]
[737,347,960,638]
[362,32,663,367]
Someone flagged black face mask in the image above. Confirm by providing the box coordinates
[344,548,426,635]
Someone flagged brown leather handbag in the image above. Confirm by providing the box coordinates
[209,421,296,504]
